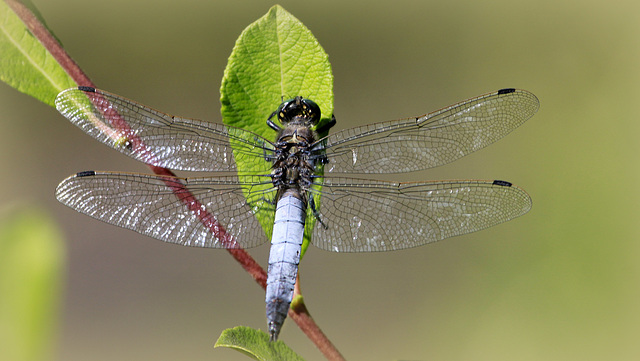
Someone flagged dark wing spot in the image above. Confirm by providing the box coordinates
[76,170,96,177]
[497,88,516,95]
[492,180,513,187]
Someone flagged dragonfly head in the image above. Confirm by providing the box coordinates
[273,96,321,126]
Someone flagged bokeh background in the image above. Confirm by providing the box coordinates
[1,0,639,360]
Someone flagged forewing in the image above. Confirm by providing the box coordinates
[311,178,532,252]
[55,171,276,248]
[321,88,539,173]
[55,87,274,172]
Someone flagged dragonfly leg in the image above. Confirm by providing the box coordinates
[267,119,281,132]
[308,195,328,230]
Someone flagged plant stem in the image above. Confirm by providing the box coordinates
[290,276,346,361]
[5,0,92,88]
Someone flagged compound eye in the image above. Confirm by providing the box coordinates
[276,98,296,123]
[301,98,321,125]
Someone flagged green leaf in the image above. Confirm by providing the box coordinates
[214,326,305,361]
[0,0,76,106]
[0,206,66,361]
[220,5,333,257]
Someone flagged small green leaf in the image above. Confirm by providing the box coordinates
[0,205,66,361]
[0,1,76,106]
[215,326,305,361]
[220,5,333,256]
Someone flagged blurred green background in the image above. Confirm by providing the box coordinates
[1,0,639,360]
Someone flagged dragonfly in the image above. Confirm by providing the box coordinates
[54,86,538,341]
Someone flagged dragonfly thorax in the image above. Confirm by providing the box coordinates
[271,123,316,195]
[270,98,320,199]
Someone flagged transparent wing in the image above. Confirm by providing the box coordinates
[55,171,276,248]
[320,88,539,173]
[55,87,274,172]
[312,178,532,252]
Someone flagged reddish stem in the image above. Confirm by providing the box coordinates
[290,275,346,361]
[5,0,92,89]
[6,0,343,358]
